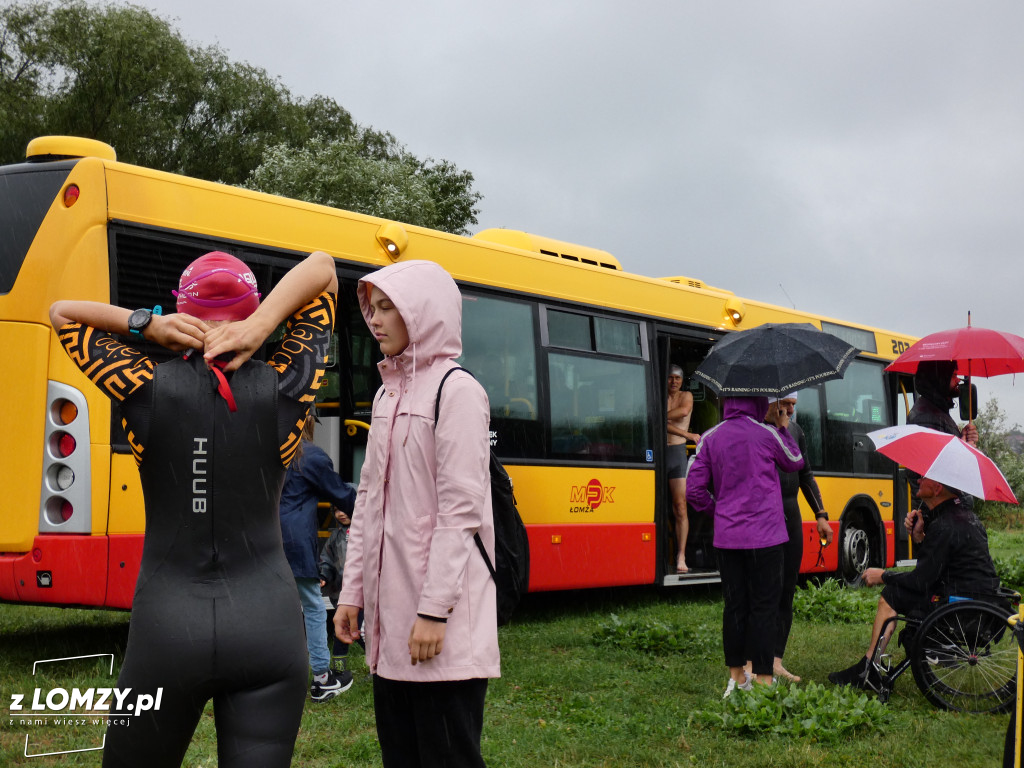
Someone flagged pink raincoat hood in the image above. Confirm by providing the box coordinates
[358,260,463,366]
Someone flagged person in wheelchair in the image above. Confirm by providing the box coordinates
[829,473,1000,689]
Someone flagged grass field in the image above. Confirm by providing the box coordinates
[3,532,1021,768]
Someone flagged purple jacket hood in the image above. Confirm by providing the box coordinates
[723,396,770,422]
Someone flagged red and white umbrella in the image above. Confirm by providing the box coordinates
[866,425,1018,504]
[885,321,1024,378]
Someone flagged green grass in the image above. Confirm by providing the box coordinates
[3,533,1023,767]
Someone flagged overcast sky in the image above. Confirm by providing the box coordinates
[140,0,1024,422]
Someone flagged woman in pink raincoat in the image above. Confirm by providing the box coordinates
[336,260,499,768]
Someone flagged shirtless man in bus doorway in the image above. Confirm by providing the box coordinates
[667,365,700,573]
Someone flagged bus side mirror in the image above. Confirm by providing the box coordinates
[958,381,978,421]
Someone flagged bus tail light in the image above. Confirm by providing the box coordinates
[40,382,91,533]
[63,184,80,207]
[53,431,76,458]
[44,497,74,524]
[57,400,78,425]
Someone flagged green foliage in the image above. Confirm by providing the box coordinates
[0,1,197,166]
[792,578,878,624]
[0,0,481,233]
[975,397,1024,524]
[2,577,1018,767]
[591,612,717,655]
[993,553,1024,590]
[689,681,889,742]
[247,134,482,235]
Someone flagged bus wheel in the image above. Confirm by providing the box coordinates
[840,521,871,584]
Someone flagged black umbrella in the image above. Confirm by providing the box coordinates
[692,323,858,397]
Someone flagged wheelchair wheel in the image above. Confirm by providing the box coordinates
[909,599,1017,714]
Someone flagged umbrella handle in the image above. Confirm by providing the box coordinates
[967,374,974,429]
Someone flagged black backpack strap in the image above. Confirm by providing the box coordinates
[475,533,497,579]
[433,366,496,578]
[433,366,469,424]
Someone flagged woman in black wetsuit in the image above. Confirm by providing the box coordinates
[766,393,832,683]
[50,250,338,768]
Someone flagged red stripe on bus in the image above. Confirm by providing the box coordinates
[106,535,144,609]
[798,521,839,573]
[526,523,656,591]
[2,536,109,607]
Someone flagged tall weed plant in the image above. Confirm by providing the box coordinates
[690,681,889,742]
[792,578,878,624]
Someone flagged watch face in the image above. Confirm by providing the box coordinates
[129,308,152,330]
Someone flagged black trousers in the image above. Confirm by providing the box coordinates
[373,675,488,768]
[775,503,803,659]
[718,545,784,676]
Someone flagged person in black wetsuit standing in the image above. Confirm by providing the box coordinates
[765,393,832,683]
[50,249,338,768]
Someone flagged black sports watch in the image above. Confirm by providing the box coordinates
[128,306,161,335]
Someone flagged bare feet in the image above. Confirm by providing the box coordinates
[774,663,800,682]
[676,554,689,574]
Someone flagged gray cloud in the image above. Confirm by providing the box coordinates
[146,0,1024,419]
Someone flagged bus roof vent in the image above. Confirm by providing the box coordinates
[474,228,622,271]
[662,275,708,289]
[26,136,117,163]
[660,275,731,293]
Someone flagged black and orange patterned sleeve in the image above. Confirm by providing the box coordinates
[58,324,155,465]
[58,324,155,402]
[268,292,337,464]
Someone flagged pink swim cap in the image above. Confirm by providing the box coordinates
[174,251,261,321]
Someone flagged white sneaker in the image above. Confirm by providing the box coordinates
[723,671,754,698]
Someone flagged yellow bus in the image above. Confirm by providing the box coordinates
[0,136,919,609]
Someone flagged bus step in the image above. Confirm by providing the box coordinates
[662,570,721,587]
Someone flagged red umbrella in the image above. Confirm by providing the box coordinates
[866,425,1018,504]
[886,317,1024,378]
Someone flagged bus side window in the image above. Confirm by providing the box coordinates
[822,360,890,474]
[460,292,541,458]
[547,352,648,461]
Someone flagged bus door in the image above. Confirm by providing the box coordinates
[656,329,721,586]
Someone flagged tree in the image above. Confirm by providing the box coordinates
[973,397,1024,522]
[0,1,481,232]
[247,134,482,235]
[0,1,196,165]
[0,1,63,159]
